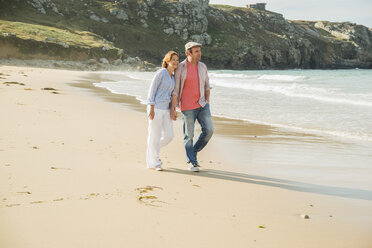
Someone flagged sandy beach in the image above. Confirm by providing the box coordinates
[1,65,372,248]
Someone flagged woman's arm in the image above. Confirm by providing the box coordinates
[147,71,162,105]
[148,105,155,120]
[147,70,163,119]
[170,68,181,120]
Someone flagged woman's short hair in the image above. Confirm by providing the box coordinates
[162,51,179,68]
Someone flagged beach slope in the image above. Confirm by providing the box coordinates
[0,66,371,248]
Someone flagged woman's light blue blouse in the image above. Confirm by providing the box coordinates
[147,68,175,110]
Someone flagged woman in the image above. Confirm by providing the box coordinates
[146,51,179,171]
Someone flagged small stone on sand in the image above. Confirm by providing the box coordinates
[301,214,310,219]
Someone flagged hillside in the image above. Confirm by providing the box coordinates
[0,0,371,69]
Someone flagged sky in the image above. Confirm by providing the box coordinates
[209,0,372,28]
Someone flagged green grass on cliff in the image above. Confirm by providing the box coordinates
[210,4,242,11]
[0,20,114,49]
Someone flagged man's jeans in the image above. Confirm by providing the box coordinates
[181,104,214,164]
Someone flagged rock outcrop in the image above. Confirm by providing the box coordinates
[160,0,211,44]
[0,0,371,69]
[28,0,62,15]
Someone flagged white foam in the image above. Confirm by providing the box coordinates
[209,73,306,82]
[213,114,372,142]
[92,69,372,144]
[92,70,155,81]
[93,82,145,103]
[209,72,258,79]
[258,74,307,81]
[210,80,372,107]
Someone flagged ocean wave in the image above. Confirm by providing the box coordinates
[93,71,154,81]
[257,74,307,81]
[93,82,145,103]
[123,72,154,81]
[92,81,372,143]
[210,80,372,107]
[209,73,306,82]
[209,72,258,79]
[213,114,372,142]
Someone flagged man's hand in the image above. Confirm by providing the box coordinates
[205,89,210,104]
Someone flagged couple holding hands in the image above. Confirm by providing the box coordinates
[146,41,214,172]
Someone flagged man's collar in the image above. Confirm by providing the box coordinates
[186,58,198,65]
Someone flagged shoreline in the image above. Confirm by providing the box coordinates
[77,71,325,143]
[1,65,372,248]
[86,69,372,144]
[73,71,372,188]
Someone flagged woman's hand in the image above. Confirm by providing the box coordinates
[170,109,177,121]
[148,106,155,120]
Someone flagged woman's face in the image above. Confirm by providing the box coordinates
[168,55,179,69]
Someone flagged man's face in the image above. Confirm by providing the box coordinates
[188,46,201,61]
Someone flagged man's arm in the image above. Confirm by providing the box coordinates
[205,89,210,103]
[205,65,211,103]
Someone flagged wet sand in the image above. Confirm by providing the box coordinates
[1,65,371,248]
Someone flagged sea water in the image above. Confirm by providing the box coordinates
[93,69,372,144]
[92,69,372,191]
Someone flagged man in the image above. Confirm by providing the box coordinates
[171,41,214,172]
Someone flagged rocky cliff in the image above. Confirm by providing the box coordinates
[1,0,371,69]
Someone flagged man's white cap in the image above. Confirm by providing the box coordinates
[185,41,202,52]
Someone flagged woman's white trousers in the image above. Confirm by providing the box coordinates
[146,108,174,168]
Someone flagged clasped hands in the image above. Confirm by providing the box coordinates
[170,109,178,121]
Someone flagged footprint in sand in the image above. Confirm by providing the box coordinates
[5,203,21,208]
[41,87,60,94]
[19,72,28,77]
[2,191,122,209]
[135,186,167,207]
[41,87,58,91]
[17,191,32,195]
[50,166,72,170]
[79,193,100,200]
[3,82,26,86]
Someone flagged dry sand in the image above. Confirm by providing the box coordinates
[1,65,371,248]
